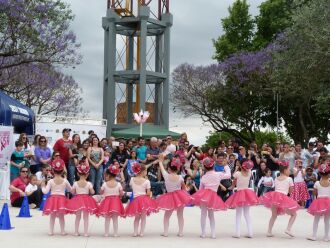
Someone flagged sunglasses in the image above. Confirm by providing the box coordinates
[40,140,46,143]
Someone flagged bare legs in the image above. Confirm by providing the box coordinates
[104,215,119,237]
[162,207,185,237]
[267,206,296,237]
[49,213,66,235]
[200,206,216,238]
[133,213,147,237]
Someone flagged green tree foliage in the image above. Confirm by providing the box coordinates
[203,131,290,149]
[213,0,254,61]
[253,0,311,49]
[270,0,330,143]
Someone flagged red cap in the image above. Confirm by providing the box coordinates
[77,162,90,174]
[132,162,142,174]
[51,159,65,172]
[242,160,254,170]
[318,163,330,173]
[108,164,120,175]
[202,157,215,168]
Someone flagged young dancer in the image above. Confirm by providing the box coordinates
[42,159,72,235]
[67,162,98,237]
[192,158,228,239]
[259,161,300,237]
[307,163,330,242]
[157,156,192,237]
[98,164,125,237]
[125,162,158,237]
[291,159,309,207]
[225,159,259,238]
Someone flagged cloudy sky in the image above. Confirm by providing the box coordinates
[63,0,264,145]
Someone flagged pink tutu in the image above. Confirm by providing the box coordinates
[43,195,69,215]
[156,190,193,210]
[67,194,98,214]
[98,195,125,217]
[192,189,227,211]
[125,195,159,217]
[259,191,300,215]
[291,182,309,202]
[307,197,330,216]
[225,189,259,209]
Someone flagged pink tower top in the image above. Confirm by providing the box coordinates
[234,170,251,190]
[42,179,71,196]
[101,182,123,197]
[72,181,93,194]
[130,178,151,197]
[200,170,229,192]
[162,171,183,192]
[275,177,294,195]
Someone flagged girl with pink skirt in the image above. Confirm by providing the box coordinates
[157,156,192,237]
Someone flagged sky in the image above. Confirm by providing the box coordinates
[63,0,265,145]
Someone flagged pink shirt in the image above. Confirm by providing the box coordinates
[130,178,151,197]
[101,182,123,197]
[234,170,251,190]
[72,181,93,194]
[275,177,294,195]
[42,178,71,196]
[200,170,228,192]
[162,171,183,192]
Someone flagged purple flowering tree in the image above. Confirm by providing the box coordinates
[0,63,84,116]
[171,48,275,143]
[0,0,81,70]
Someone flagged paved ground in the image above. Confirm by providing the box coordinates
[0,200,328,248]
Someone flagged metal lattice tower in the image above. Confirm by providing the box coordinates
[102,0,172,135]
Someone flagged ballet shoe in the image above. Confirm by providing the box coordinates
[266,233,274,237]
[138,233,144,237]
[61,232,67,236]
[104,234,110,237]
[177,233,183,237]
[74,232,80,236]
[200,234,206,238]
[245,234,253,238]
[132,233,138,237]
[232,235,240,239]
[48,232,54,236]
[83,234,89,237]
[112,234,119,237]
[306,236,316,241]
[323,238,329,242]
[161,233,168,237]
[284,230,294,238]
[211,235,216,239]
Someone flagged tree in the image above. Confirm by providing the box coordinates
[253,0,311,49]
[0,0,82,71]
[203,131,290,149]
[213,0,254,61]
[270,0,330,143]
[171,49,275,144]
[0,63,84,116]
